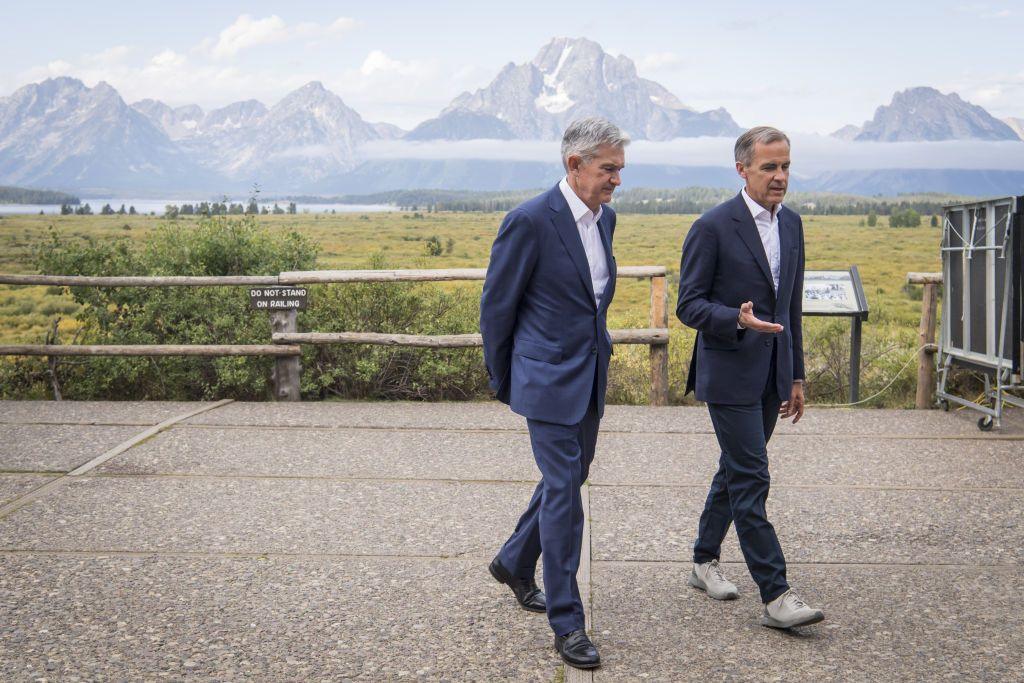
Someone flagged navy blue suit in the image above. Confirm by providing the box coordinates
[676,192,805,603]
[480,183,616,636]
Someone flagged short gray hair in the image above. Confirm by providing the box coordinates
[561,117,630,170]
[734,126,790,166]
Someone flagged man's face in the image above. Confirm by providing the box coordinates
[737,140,790,209]
[568,144,625,211]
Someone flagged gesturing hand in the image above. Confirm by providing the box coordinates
[779,382,805,424]
[738,301,783,333]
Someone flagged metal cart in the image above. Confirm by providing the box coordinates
[936,195,1023,430]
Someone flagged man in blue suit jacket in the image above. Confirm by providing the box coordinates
[676,126,825,629]
[480,117,627,670]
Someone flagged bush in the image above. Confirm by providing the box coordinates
[299,256,488,400]
[889,208,921,228]
[1,223,490,401]
[424,235,443,256]
[3,216,319,400]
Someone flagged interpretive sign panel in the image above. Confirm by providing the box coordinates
[802,268,868,318]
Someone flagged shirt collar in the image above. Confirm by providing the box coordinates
[559,176,603,225]
[741,187,781,222]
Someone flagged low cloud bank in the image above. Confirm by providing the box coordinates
[360,136,1024,173]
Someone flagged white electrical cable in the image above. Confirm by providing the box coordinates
[808,344,931,407]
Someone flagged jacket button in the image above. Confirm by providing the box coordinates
[764,340,771,347]
[591,346,598,354]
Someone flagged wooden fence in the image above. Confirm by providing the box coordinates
[0,267,671,405]
[907,272,942,409]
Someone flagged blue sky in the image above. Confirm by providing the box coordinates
[2,1,1021,133]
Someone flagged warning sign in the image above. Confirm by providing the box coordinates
[248,287,308,310]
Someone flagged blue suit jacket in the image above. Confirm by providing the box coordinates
[480,183,617,425]
[676,193,805,404]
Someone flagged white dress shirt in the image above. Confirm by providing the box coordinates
[741,188,782,292]
[559,176,609,307]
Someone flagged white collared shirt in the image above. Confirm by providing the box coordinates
[741,188,781,292]
[558,176,609,307]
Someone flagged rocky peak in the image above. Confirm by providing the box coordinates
[413,36,740,141]
[839,86,1019,142]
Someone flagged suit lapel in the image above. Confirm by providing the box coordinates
[549,188,597,308]
[731,194,776,301]
[597,209,615,313]
[777,208,795,303]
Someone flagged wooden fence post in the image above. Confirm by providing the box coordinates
[270,309,301,401]
[649,275,669,406]
[916,282,939,409]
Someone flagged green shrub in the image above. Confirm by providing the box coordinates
[1,222,491,401]
[299,255,488,400]
[4,216,319,400]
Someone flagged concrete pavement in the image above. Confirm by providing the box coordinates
[1,400,1021,681]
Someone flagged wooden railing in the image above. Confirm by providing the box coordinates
[0,267,671,405]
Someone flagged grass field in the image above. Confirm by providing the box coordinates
[0,210,942,405]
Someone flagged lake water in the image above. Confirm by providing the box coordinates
[0,199,396,216]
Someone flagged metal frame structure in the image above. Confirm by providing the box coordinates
[936,195,1024,429]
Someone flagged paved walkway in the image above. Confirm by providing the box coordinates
[1,401,1022,681]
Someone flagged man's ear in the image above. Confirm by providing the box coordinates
[567,154,582,175]
[735,161,747,182]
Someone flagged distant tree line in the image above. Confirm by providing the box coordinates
[162,201,297,219]
[0,185,79,205]
[297,188,967,216]
[60,203,137,216]
[288,190,537,213]
[608,188,964,216]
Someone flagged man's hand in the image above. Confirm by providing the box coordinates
[779,382,805,424]
[738,301,783,333]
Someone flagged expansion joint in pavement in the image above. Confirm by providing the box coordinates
[594,559,1024,569]
[0,399,234,520]
[0,548,480,561]
[565,483,595,683]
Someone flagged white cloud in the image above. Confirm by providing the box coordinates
[11,14,362,108]
[150,50,186,69]
[210,14,357,59]
[638,52,683,72]
[296,17,357,37]
[322,51,461,127]
[46,60,73,76]
[83,45,133,66]
[211,14,289,59]
[971,86,1002,102]
[942,70,1024,118]
[359,50,424,76]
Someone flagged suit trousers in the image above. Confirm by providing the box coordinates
[692,342,789,603]
[497,386,599,636]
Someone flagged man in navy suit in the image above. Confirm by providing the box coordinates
[480,117,627,669]
[676,126,825,629]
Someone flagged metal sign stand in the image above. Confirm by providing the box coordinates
[802,266,869,404]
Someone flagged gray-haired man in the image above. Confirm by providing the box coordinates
[482,117,627,669]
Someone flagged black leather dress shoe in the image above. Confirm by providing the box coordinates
[555,629,601,669]
[488,557,546,613]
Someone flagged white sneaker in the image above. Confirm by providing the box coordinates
[688,559,739,600]
[760,589,825,629]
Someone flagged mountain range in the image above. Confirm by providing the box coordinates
[0,37,1021,196]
